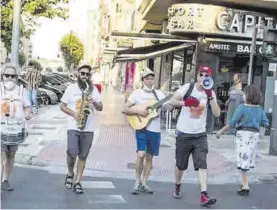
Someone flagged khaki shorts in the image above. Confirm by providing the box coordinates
[1,143,18,153]
[67,130,94,160]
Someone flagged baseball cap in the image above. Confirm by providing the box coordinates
[199,65,212,76]
[141,67,155,79]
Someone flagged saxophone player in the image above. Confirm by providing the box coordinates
[60,64,103,194]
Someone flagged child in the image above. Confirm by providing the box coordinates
[216,85,269,196]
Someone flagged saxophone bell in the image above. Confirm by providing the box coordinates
[83,108,91,115]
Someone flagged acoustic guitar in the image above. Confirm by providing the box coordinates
[127,94,173,130]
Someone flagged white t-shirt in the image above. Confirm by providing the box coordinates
[128,89,165,132]
[0,83,31,134]
[61,83,101,132]
[176,83,217,134]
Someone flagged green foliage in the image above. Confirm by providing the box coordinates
[1,0,69,53]
[18,52,26,67]
[59,33,84,69]
[57,66,63,72]
[29,59,43,71]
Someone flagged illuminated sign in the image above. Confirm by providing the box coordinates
[205,41,263,54]
[167,3,277,39]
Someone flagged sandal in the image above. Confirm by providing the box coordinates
[64,173,74,189]
[73,183,83,194]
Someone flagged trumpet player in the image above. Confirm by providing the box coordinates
[169,65,220,207]
[60,65,103,194]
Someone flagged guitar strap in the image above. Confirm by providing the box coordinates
[152,89,159,101]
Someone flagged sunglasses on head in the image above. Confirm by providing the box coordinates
[199,73,210,77]
[80,72,90,76]
[4,74,17,79]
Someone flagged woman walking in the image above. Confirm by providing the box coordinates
[216,85,269,196]
[225,73,244,134]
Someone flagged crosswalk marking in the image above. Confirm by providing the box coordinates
[82,181,115,189]
[88,195,127,204]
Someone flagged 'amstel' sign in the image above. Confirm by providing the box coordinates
[167,3,277,39]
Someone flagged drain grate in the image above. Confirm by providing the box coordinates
[160,144,170,148]
[127,162,155,169]
[28,132,43,136]
[32,126,57,130]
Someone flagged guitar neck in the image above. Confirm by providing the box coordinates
[151,94,172,109]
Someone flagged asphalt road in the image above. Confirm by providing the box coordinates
[1,165,277,209]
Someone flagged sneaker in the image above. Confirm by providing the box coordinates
[237,185,250,196]
[1,180,14,191]
[131,183,141,195]
[173,183,183,198]
[140,184,154,194]
[201,191,217,207]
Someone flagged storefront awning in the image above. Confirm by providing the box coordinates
[113,41,195,63]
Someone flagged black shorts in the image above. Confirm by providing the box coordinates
[175,132,208,171]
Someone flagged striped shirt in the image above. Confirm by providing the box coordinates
[26,70,42,89]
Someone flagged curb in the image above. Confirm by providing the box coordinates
[15,153,48,167]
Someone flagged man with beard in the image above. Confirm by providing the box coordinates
[169,65,221,207]
[122,67,168,194]
[60,65,103,194]
[1,63,31,191]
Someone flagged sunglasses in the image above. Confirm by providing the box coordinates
[199,73,210,77]
[4,74,17,79]
[80,72,90,77]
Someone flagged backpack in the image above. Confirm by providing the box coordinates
[0,83,28,145]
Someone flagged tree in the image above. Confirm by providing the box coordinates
[1,0,69,54]
[57,66,63,72]
[18,52,26,67]
[59,33,84,69]
[29,59,43,71]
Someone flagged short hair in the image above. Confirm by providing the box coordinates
[244,85,262,105]
[1,63,20,76]
[77,65,92,72]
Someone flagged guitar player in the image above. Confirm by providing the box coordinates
[122,67,168,195]
[169,65,221,207]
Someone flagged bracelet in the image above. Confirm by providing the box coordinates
[208,97,214,101]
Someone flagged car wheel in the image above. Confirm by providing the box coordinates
[44,97,50,106]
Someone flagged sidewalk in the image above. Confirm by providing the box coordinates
[15,86,277,184]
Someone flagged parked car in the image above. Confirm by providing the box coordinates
[41,74,67,93]
[38,87,58,105]
[17,77,58,105]
[37,90,51,106]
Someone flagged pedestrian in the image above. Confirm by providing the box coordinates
[225,73,244,134]
[169,65,221,207]
[25,62,42,114]
[0,63,31,191]
[60,64,103,194]
[122,67,169,194]
[216,85,269,196]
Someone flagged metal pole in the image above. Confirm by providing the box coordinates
[248,24,258,85]
[269,65,277,156]
[11,0,22,66]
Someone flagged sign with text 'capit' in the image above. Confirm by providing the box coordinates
[167,3,277,39]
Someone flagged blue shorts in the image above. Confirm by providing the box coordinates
[135,130,161,156]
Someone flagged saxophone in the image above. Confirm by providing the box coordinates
[77,82,92,130]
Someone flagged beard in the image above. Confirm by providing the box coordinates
[77,76,93,93]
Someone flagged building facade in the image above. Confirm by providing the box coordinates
[112,1,277,132]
